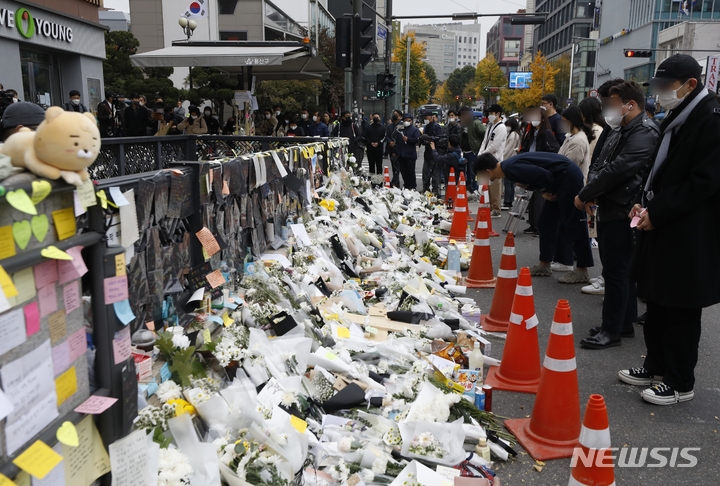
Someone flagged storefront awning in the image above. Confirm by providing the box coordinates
[130,41,329,80]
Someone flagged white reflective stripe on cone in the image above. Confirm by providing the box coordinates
[502,246,516,255]
[515,284,533,296]
[474,238,490,246]
[525,314,539,330]
[509,312,523,325]
[455,207,466,212]
[551,321,574,336]
[568,476,616,486]
[457,194,466,199]
[578,425,612,450]
[497,268,518,278]
[479,222,488,228]
[543,355,577,372]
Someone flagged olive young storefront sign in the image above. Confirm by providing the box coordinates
[0,7,73,42]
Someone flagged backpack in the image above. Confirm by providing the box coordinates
[453,151,467,168]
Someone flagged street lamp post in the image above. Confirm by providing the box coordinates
[404,36,411,113]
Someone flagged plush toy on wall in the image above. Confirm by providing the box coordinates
[0,106,100,186]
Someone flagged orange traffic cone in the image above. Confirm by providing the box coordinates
[567,395,616,486]
[465,212,496,288]
[445,168,456,204]
[481,232,518,332]
[485,267,541,394]
[504,299,581,460]
[475,186,500,236]
[383,167,391,188]
[448,172,470,241]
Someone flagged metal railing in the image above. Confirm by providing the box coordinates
[91,135,338,179]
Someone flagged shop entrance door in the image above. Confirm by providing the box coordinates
[20,49,61,108]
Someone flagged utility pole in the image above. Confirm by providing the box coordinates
[404,35,411,113]
[384,0,393,119]
[352,0,363,116]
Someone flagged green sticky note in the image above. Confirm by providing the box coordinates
[12,220,31,250]
[6,189,37,215]
[31,214,49,243]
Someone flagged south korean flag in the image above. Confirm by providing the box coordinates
[183,0,208,19]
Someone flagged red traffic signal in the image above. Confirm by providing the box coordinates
[624,49,652,58]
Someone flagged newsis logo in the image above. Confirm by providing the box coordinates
[0,7,73,43]
[571,447,701,468]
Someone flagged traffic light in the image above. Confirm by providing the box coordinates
[376,72,396,98]
[624,49,652,58]
[353,14,374,69]
[335,18,351,68]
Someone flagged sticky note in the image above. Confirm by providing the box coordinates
[146,382,158,397]
[0,473,17,485]
[38,284,58,318]
[41,246,73,260]
[31,214,49,243]
[56,421,79,447]
[205,269,226,289]
[65,246,87,277]
[325,352,337,360]
[160,362,171,383]
[63,281,81,314]
[195,228,221,256]
[104,275,128,305]
[0,308,27,357]
[67,327,87,363]
[0,225,16,260]
[24,302,40,336]
[113,299,135,325]
[55,366,77,406]
[76,179,97,208]
[52,207,76,240]
[12,440,63,479]
[202,328,212,343]
[48,310,66,344]
[73,396,118,415]
[52,342,70,376]
[31,180,52,205]
[112,328,131,365]
[8,267,35,307]
[6,189,37,215]
[115,253,126,276]
[336,326,350,338]
[12,220,31,250]
[109,187,129,207]
[119,189,139,248]
[222,313,233,327]
[0,265,18,298]
[34,260,58,290]
[290,415,308,433]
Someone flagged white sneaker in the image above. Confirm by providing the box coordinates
[591,238,599,249]
[551,262,574,272]
[588,275,605,285]
[581,279,605,295]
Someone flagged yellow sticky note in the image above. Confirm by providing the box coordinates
[0,265,18,298]
[41,246,73,260]
[0,225,16,260]
[115,254,126,276]
[31,180,52,205]
[55,367,77,406]
[222,313,233,327]
[56,421,79,447]
[290,415,308,434]
[0,473,17,485]
[336,326,350,338]
[6,189,37,215]
[202,247,209,261]
[52,208,76,241]
[325,352,337,360]
[12,440,63,479]
[96,190,116,210]
[203,328,212,343]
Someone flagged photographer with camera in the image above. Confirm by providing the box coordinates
[421,112,443,194]
[97,92,116,138]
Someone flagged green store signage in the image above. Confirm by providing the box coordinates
[0,7,73,43]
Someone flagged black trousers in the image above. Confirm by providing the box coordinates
[598,219,637,334]
[643,301,702,392]
[390,153,400,187]
[367,148,383,174]
[538,188,593,269]
[528,190,545,229]
[398,157,417,189]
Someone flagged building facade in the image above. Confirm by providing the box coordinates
[402,23,482,81]
[533,0,595,61]
[596,0,720,85]
[98,8,130,32]
[0,0,106,110]
[486,16,525,75]
[657,21,720,82]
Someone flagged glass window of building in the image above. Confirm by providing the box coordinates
[218,0,239,14]
[504,39,521,59]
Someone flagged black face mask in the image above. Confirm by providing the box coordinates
[342,117,351,124]
[392,115,399,121]
[373,118,380,123]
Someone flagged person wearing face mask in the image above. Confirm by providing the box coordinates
[202,107,219,135]
[621,54,720,406]
[174,100,186,118]
[558,105,594,183]
[458,106,487,194]
[285,117,305,137]
[386,110,403,186]
[276,115,292,137]
[479,105,507,218]
[390,113,420,189]
[63,90,89,113]
[222,114,237,135]
[258,108,278,136]
[574,81,660,351]
[331,111,361,154]
[297,108,313,135]
[421,113,443,194]
[308,111,329,137]
[177,106,208,135]
[541,93,565,146]
[446,110,462,137]
[272,105,284,134]
[123,94,151,137]
[364,113,386,174]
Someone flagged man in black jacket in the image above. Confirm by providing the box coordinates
[430,134,464,179]
[364,113,385,174]
[575,81,660,350]
[386,110,403,186]
[97,92,116,138]
[622,55,720,405]
[124,94,150,137]
[332,111,360,153]
[421,113,443,194]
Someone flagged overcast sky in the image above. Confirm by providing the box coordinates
[103,0,527,56]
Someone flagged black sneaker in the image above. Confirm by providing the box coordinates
[523,226,537,234]
[641,382,694,405]
[618,367,663,386]
[636,311,647,325]
[589,326,635,338]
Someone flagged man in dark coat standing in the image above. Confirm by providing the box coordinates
[364,113,385,174]
[386,110,403,186]
[391,113,420,190]
[622,55,720,405]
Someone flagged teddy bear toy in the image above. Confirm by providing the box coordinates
[0,106,100,186]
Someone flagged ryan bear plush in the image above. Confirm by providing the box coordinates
[0,106,100,186]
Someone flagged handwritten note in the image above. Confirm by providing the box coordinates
[0,308,27,357]
[205,269,226,289]
[48,310,66,344]
[63,281,81,315]
[195,228,221,256]
[76,179,97,208]
[0,225,16,260]
[61,415,111,486]
[108,429,152,486]
[73,396,117,415]
[55,366,77,406]
[109,187,129,207]
[0,388,15,421]
[24,303,40,337]
[38,284,58,318]
[52,207,76,241]
[57,260,78,286]
[67,328,86,363]
[115,253,126,276]
[33,260,58,290]
[104,275,128,305]
[13,440,63,480]
[9,267,36,307]
[119,189,139,249]
[113,328,131,365]
[52,342,70,376]
[65,246,87,277]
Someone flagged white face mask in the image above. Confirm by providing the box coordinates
[265,114,271,119]
[191,115,198,120]
[423,119,430,125]
[275,110,281,116]
[71,99,80,106]
[312,116,318,122]
[404,121,412,127]
[290,126,297,131]
[301,114,308,119]
[204,111,211,116]
[448,117,456,123]
[604,103,629,128]
[530,120,540,127]
[139,101,145,106]
[488,114,496,124]
[657,80,689,110]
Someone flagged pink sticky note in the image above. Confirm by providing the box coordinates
[74,395,118,414]
[52,341,70,376]
[67,327,87,363]
[38,284,58,318]
[34,260,58,290]
[104,275,128,305]
[24,302,40,336]
[58,259,80,285]
[65,246,88,277]
[113,327,131,365]
[63,281,81,315]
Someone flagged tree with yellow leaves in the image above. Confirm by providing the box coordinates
[500,51,559,112]
[475,54,508,105]
[392,32,430,108]
[435,82,456,106]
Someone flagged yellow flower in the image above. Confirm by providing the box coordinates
[168,399,197,417]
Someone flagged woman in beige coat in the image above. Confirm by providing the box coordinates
[558,105,594,183]
[177,106,208,135]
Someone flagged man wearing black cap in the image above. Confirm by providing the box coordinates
[620,54,720,405]
[1,102,45,142]
[645,103,661,128]
[63,90,89,113]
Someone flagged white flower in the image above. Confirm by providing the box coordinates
[372,455,388,475]
[338,437,353,453]
[328,459,350,483]
[171,334,190,349]
[280,391,299,408]
[156,381,183,403]
[157,448,194,486]
[212,437,229,452]
[362,469,375,482]
[377,359,389,374]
